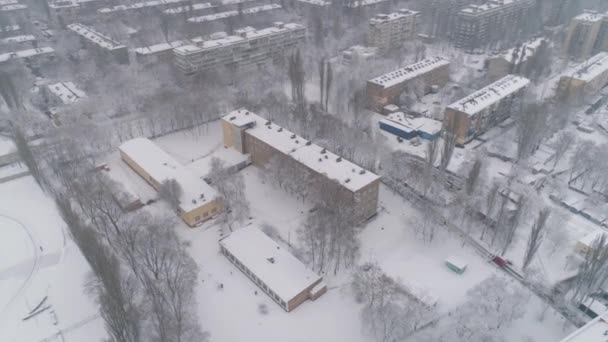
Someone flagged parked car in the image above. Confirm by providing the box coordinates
[492,255,507,268]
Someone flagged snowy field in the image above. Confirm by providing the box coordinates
[0,176,106,342]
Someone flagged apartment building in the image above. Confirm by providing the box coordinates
[48,0,109,25]
[453,0,535,53]
[421,0,475,38]
[119,138,223,227]
[340,45,378,67]
[67,23,129,64]
[444,74,530,145]
[366,56,450,112]
[97,0,188,14]
[0,47,55,64]
[368,9,420,52]
[557,52,608,105]
[562,11,608,61]
[187,4,282,23]
[486,37,550,80]
[222,109,380,224]
[173,22,305,76]
[220,225,326,312]
[0,3,28,25]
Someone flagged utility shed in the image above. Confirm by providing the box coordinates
[219,225,327,312]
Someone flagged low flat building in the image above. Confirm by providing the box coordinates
[557,52,608,105]
[0,34,36,48]
[118,137,223,227]
[0,47,54,64]
[368,9,420,52]
[67,23,129,64]
[222,109,380,223]
[367,56,450,112]
[576,230,607,255]
[444,74,529,145]
[220,225,326,312]
[173,22,305,76]
[379,111,442,140]
[345,0,389,9]
[47,81,86,105]
[560,309,608,341]
[340,45,378,66]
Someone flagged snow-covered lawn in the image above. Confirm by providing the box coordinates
[0,176,105,342]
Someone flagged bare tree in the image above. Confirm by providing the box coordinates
[208,157,250,232]
[522,208,550,270]
[571,234,608,304]
[12,125,43,187]
[465,158,483,197]
[158,178,183,211]
[550,131,575,167]
[516,104,548,161]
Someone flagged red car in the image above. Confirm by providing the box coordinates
[492,256,507,268]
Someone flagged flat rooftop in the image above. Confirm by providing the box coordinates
[495,37,547,63]
[67,23,125,51]
[381,112,443,135]
[163,1,214,14]
[567,52,608,83]
[573,10,607,22]
[98,0,188,13]
[0,47,54,63]
[370,9,419,24]
[223,109,380,192]
[220,225,322,302]
[187,4,282,23]
[560,309,608,341]
[0,3,27,11]
[368,56,449,89]
[460,0,530,15]
[0,35,36,45]
[345,0,390,8]
[47,81,86,105]
[118,137,219,213]
[447,74,530,116]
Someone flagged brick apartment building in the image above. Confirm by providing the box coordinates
[453,0,535,53]
[444,74,530,145]
[366,56,450,112]
[173,22,305,76]
[221,109,380,224]
[562,11,608,61]
[368,9,420,52]
[557,52,608,105]
[67,23,129,64]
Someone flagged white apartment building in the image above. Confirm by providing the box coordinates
[173,22,306,76]
[368,9,419,52]
[67,23,129,64]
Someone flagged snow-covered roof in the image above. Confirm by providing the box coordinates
[0,24,20,32]
[560,309,608,341]
[0,3,26,11]
[578,230,607,249]
[220,225,323,302]
[67,23,125,51]
[0,0,18,5]
[0,35,36,45]
[174,23,303,54]
[163,1,213,14]
[294,0,331,6]
[223,109,380,192]
[135,40,189,55]
[460,0,529,15]
[98,0,189,12]
[572,10,607,23]
[118,138,219,213]
[0,47,54,63]
[0,135,16,157]
[496,37,547,63]
[368,56,450,89]
[370,9,419,24]
[447,74,530,116]
[47,81,86,105]
[566,52,608,83]
[380,112,443,136]
[187,4,281,23]
[345,0,389,8]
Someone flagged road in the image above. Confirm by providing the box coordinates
[383,179,587,327]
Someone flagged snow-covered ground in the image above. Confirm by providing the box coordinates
[0,176,106,342]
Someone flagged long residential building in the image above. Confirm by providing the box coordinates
[220,225,326,312]
[97,0,189,14]
[444,74,530,145]
[0,46,54,64]
[222,109,380,224]
[368,9,420,52]
[421,0,475,38]
[557,52,608,105]
[67,23,129,64]
[48,0,109,25]
[186,4,282,23]
[562,11,608,61]
[173,22,305,76]
[119,137,223,227]
[366,56,450,112]
[453,0,535,53]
